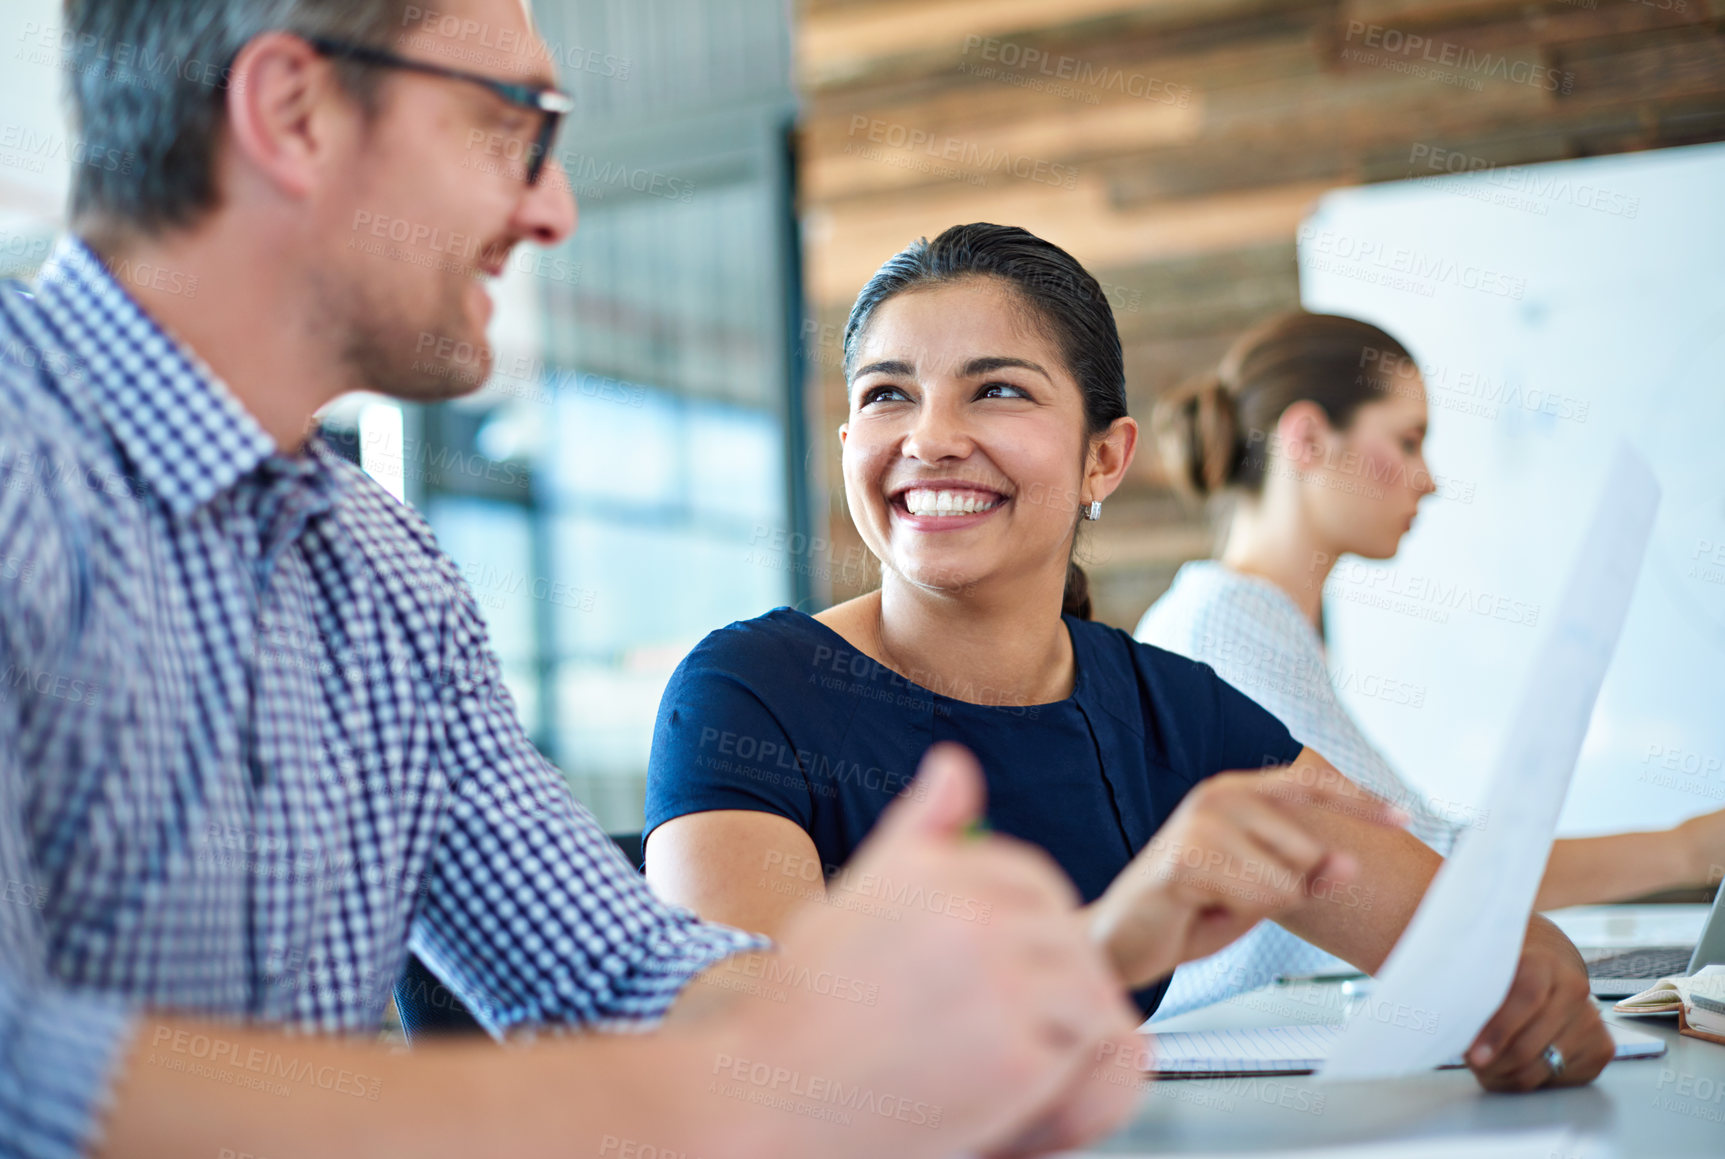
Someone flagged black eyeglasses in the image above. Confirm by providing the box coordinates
[305,35,574,186]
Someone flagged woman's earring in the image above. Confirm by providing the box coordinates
[1084,500,1102,522]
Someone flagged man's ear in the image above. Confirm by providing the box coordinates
[1084,415,1139,505]
[221,32,353,206]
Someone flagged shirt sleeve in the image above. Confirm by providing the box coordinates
[411,578,765,1038]
[643,637,817,844]
[0,433,137,1159]
[1199,660,1307,773]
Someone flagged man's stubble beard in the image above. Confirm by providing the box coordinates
[314,264,492,404]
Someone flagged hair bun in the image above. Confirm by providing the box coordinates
[1152,371,1241,498]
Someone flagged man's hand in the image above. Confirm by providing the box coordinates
[1088,762,1409,988]
[977,1029,1147,1159]
[1465,915,1613,1091]
[728,743,1142,1159]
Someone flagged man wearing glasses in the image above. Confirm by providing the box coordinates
[0,2,1142,1157]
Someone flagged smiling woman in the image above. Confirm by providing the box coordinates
[839,223,1130,621]
[635,231,1613,1090]
[640,225,1613,1087]
[642,223,1424,1019]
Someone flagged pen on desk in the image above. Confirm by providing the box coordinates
[1274,970,1368,985]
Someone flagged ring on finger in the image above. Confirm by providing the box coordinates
[1541,1044,1565,1079]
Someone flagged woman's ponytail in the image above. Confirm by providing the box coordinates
[1061,560,1093,620]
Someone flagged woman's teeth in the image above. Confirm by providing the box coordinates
[901,489,1003,517]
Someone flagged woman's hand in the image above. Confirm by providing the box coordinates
[1465,915,1613,1091]
[1087,759,1408,989]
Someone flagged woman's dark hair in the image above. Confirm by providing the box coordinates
[1152,311,1418,498]
[842,223,1127,619]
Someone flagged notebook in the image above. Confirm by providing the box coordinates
[1613,963,1725,1044]
[1142,1022,1666,1078]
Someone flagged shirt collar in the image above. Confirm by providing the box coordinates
[31,237,278,516]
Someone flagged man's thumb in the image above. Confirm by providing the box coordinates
[877,742,986,842]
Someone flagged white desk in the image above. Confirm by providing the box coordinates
[1084,907,1724,1157]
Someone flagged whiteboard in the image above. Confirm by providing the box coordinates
[1297,141,1725,841]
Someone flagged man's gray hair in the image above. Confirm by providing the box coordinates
[65,0,410,237]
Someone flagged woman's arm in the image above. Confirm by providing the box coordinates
[1267,748,1613,1092]
[1536,807,1725,910]
[1085,761,1408,988]
[646,810,828,938]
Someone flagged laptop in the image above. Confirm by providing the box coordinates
[1582,885,1725,999]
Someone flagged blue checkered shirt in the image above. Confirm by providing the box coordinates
[0,239,762,1159]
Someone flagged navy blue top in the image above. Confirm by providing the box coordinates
[645,607,1307,1016]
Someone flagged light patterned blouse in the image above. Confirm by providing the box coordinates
[1136,561,1465,1019]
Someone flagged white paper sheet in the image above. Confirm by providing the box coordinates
[1321,443,1661,1080]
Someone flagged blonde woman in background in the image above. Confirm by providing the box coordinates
[1137,311,1725,1018]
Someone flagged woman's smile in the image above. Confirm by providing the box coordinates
[888,481,1011,531]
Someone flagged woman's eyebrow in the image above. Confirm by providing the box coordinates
[962,356,1050,380]
[853,359,915,378]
